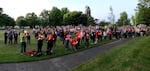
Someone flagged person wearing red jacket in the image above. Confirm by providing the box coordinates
[107,28,112,40]
[96,30,101,43]
[85,30,89,48]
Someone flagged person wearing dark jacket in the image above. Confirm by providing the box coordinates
[8,30,13,44]
[4,30,8,44]
[14,31,18,44]
[36,32,43,56]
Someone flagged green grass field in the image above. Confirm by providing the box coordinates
[71,36,150,71]
[0,29,115,63]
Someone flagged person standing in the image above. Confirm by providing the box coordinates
[60,28,65,44]
[14,31,18,44]
[90,30,96,44]
[96,30,101,43]
[20,30,26,55]
[52,30,57,47]
[46,33,54,55]
[64,30,70,50]
[103,30,107,40]
[75,28,82,48]
[26,32,31,44]
[36,32,43,56]
[4,30,8,44]
[8,30,13,44]
[107,28,112,40]
[70,38,78,51]
[85,30,89,48]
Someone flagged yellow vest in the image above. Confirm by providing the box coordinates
[20,33,25,42]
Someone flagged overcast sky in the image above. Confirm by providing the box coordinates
[0,0,138,21]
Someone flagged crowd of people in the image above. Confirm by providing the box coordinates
[3,24,149,56]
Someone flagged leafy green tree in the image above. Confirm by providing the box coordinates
[99,21,110,26]
[136,0,150,25]
[0,13,15,26]
[49,7,62,26]
[61,8,69,16]
[0,8,15,26]
[39,9,50,26]
[25,12,38,28]
[0,14,4,26]
[7,17,15,26]
[63,11,88,26]
[87,16,95,25]
[79,14,88,26]
[61,8,69,25]
[16,16,27,27]
[117,11,130,26]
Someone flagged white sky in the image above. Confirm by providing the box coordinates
[0,0,138,21]
[0,0,54,19]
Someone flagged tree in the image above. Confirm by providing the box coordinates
[63,11,88,26]
[99,21,110,26]
[79,14,88,26]
[116,19,122,26]
[49,7,62,26]
[61,8,69,25]
[136,0,150,25]
[39,9,50,26]
[61,8,69,16]
[87,16,95,25]
[138,0,150,8]
[16,16,27,27]
[25,12,38,28]
[0,7,3,14]
[0,13,15,26]
[0,8,15,26]
[117,11,130,26]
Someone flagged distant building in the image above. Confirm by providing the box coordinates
[85,6,91,17]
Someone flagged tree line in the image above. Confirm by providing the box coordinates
[16,7,93,28]
[0,7,94,28]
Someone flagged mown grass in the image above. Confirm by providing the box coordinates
[0,30,116,63]
[71,36,150,71]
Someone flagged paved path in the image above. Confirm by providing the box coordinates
[0,39,130,71]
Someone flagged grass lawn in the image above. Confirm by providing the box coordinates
[0,29,116,63]
[71,36,150,71]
